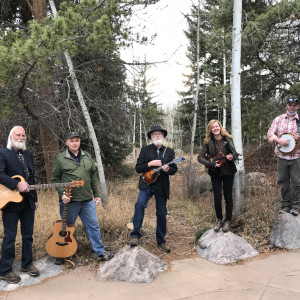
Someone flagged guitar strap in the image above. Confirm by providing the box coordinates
[296,117,300,133]
[161,147,167,160]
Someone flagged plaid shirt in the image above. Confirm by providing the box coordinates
[267,113,300,160]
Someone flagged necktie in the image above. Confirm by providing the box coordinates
[17,150,29,179]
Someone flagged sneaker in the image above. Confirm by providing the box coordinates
[20,264,40,277]
[97,252,114,262]
[222,220,231,233]
[130,237,139,247]
[0,271,21,284]
[158,242,170,253]
[54,258,63,265]
[214,219,223,232]
[290,209,299,216]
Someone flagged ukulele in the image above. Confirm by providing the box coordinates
[0,175,84,210]
[45,183,82,258]
[141,156,185,185]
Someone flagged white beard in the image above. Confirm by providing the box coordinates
[153,138,164,146]
[12,139,26,150]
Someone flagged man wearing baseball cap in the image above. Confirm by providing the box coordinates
[268,96,300,215]
[51,131,113,263]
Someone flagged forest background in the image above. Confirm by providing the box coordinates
[0,0,299,262]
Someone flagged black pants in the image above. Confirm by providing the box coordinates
[210,175,234,221]
[0,201,35,275]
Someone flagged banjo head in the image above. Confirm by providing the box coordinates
[277,133,298,154]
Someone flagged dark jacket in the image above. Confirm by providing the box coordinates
[197,135,238,176]
[136,144,177,199]
[0,148,37,211]
[52,149,100,201]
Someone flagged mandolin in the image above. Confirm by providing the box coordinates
[0,175,84,210]
[45,183,82,258]
[205,152,227,168]
[141,156,185,185]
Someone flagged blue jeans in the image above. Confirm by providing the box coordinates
[0,202,35,275]
[59,199,105,256]
[130,188,167,245]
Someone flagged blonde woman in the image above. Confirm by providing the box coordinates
[197,120,238,232]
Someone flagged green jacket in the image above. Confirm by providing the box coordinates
[51,149,100,201]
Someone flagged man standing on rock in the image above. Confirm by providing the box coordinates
[130,125,177,252]
[268,96,300,216]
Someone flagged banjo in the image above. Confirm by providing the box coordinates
[277,133,299,154]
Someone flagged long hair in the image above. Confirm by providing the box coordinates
[7,126,26,150]
[203,120,232,144]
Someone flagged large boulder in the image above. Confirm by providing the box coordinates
[245,172,266,186]
[197,229,259,264]
[270,212,300,249]
[97,245,167,283]
[194,173,212,193]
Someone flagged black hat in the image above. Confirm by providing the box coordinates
[147,125,167,140]
[287,96,299,104]
[66,131,80,140]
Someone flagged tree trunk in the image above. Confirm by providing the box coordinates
[188,0,201,198]
[139,113,142,149]
[27,0,60,183]
[231,0,245,215]
[132,111,136,162]
[39,122,60,182]
[222,31,227,129]
[49,0,109,206]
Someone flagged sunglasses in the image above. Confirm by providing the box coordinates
[287,97,299,103]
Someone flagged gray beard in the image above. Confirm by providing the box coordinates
[13,139,26,150]
[153,139,164,146]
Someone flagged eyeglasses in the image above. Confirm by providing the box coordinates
[287,97,299,104]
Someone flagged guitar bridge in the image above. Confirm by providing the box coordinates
[56,242,69,246]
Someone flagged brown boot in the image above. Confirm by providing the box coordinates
[222,220,231,232]
[214,219,223,232]
[130,237,139,247]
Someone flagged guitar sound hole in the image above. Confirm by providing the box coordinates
[59,230,68,238]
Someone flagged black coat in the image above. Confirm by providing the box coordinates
[136,144,177,199]
[0,148,37,211]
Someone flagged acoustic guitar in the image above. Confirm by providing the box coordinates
[46,184,81,258]
[0,175,84,210]
[141,156,185,185]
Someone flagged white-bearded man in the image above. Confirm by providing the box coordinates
[129,125,177,252]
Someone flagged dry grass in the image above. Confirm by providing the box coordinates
[0,152,283,265]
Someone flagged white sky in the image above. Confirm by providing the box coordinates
[121,0,194,109]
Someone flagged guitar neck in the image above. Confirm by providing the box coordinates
[62,202,69,231]
[212,155,227,162]
[154,160,176,173]
[28,182,74,191]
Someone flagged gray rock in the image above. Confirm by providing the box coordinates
[245,172,266,185]
[194,173,212,193]
[270,213,300,249]
[97,245,167,283]
[0,256,63,291]
[197,229,259,264]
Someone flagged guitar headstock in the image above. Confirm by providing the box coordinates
[173,156,185,163]
[70,180,84,188]
[64,181,84,197]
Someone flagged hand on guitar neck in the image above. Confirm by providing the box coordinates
[148,160,169,172]
[17,181,29,193]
